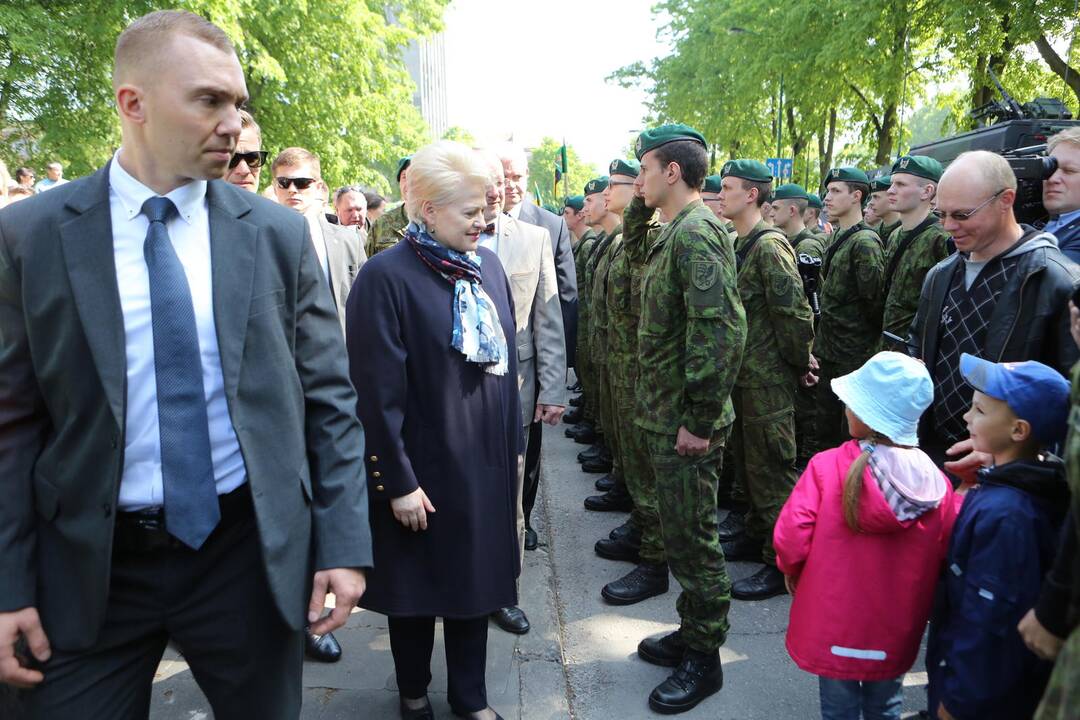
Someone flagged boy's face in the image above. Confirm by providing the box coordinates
[963,389,1026,456]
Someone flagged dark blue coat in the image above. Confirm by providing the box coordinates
[927,460,1068,720]
[345,241,521,618]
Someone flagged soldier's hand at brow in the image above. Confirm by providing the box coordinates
[0,607,50,688]
[675,426,710,456]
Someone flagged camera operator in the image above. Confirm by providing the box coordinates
[1044,127,1080,264]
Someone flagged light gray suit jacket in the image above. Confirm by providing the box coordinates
[0,165,372,650]
[494,215,567,425]
[315,214,366,334]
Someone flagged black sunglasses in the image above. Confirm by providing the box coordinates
[229,150,269,169]
[275,176,317,190]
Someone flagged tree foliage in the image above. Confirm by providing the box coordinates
[526,136,598,205]
[0,0,449,192]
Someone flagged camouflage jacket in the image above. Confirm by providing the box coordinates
[791,227,826,261]
[814,221,885,364]
[635,200,746,437]
[607,198,659,388]
[735,221,815,387]
[572,227,596,254]
[875,219,902,245]
[880,216,952,346]
[366,203,408,258]
[589,224,622,361]
[576,230,604,345]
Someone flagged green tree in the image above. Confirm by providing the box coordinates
[526,136,597,203]
[441,125,476,145]
[0,0,449,192]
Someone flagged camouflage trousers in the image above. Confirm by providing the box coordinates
[1035,623,1080,719]
[812,356,861,454]
[794,381,818,467]
[598,365,623,481]
[613,383,664,564]
[643,427,733,653]
[731,383,799,566]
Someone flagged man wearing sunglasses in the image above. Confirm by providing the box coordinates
[909,150,1080,472]
[224,110,267,193]
[271,147,365,336]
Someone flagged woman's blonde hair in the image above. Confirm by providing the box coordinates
[841,407,911,533]
[405,140,491,225]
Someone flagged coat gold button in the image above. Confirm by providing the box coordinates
[376,484,385,492]
[370,455,378,462]
[373,471,382,478]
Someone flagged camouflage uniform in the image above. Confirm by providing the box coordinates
[590,226,624,477]
[731,221,814,565]
[573,228,599,411]
[581,231,615,430]
[874,219,902,245]
[791,227,826,262]
[878,217,951,349]
[366,202,408,258]
[633,199,746,653]
[788,226,826,465]
[812,221,884,452]
[608,198,664,562]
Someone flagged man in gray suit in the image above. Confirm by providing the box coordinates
[478,150,566,636]
[0,11,371,719]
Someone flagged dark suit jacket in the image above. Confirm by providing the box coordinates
[0,164,372,650]
[518,201,578,367]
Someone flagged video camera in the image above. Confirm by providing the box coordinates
[797,253,821,317]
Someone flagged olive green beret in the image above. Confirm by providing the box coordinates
[825,167,870,186]
[870,174,892,193]
[635,123,707,160]
[772,183,809,201]
[564,195,585,211]
[702,175,722,194]
[584,176,609,196]
[609,158,641,178]
[891,154,944,183]
[807,194,823,210]
[396,155,412,182]
[720,159,772,183]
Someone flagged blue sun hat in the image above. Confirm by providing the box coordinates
[831,351,933,446]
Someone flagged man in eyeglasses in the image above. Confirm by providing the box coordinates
[909,150,1080,471]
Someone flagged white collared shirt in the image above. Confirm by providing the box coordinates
[109,152,246,510]
[478,214,503,254]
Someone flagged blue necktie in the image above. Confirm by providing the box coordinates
[142,196,220,550]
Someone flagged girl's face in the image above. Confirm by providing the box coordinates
[845,407,872,439]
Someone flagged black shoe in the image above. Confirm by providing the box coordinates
[566,422,593,440]
[648,650,724,714]
[717,495,749,513]
[584,486,633,511]
[637,630,688,667]
[563,406,583,424]
[569,394,583,407]
[731,564,786,600]
[594,527,641,562]
[567,381,582,392]
[524,526,538,551]
[609,519,634,541]
[595,473,616,491]
[577,444,604,463]
[490,606,530,634]
[716,512,746,542]
[399,695,434,720]
[602,563,668,605]
[571,425,599,444]
[581,456,613,474]
[720,534,763,562]
[304,627,342,662]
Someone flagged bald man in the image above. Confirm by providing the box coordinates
[909,150,1080,472]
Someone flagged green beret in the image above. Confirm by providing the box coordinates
[608,158,641,178]
[825,167,870,186]
[870,174,892,193]
[702,175,722,193]
[807,194,823,210]
[721,159,772,183]
[584,176,609,196]
[891,154,943,183]
[564,195,585,212]
[396,155,412,183]
[772,183,809,201]
[635,123,707,160]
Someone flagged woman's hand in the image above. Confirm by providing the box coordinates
[390,487,436,531]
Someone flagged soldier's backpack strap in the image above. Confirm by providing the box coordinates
[735,228,782,273]
[882,215,939,297]
[820,224,863,280]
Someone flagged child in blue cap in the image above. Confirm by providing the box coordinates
[927,353,1072,720]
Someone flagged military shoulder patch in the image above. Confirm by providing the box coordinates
[691,261,719,291]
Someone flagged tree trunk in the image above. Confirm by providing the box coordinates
[970,14,1014,125]
[875,101,898,166]
[816,109,837,194]
[1035,34,1080,109]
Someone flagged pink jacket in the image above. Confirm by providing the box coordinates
[774,440,959,681]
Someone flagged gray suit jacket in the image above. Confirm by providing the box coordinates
[494,215,567,424]
[517,201,578,367]
[0,164,372,650]
[316,214,366,333]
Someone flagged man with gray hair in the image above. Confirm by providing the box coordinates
[1043,126,1080,263]
[909,150,1080,472]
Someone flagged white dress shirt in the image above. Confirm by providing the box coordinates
[109,153,246,510]
[478,214,503,255]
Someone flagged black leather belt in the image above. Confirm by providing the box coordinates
[113,484,253,554]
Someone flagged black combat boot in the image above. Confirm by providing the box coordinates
[716,511,746,542]
[648,649,724,714]
[637,630,687,667]
[584,483,633,511]
[731,564,786,600]
[563,406,583,424]
[594,524,641,562]
[601,562,668,605]
[720,534,763,562]
[594,473,616,491]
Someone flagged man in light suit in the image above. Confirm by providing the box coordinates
[478,150,566,636]
[498,144,578,556]
[271,147,366,333]
[0,11,371,718]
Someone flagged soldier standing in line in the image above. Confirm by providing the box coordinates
[803,193,830,239]
[868,174,902,241]
[811,167,885,452]
[366,155,411,258]
[630,124,746,714]
[712,161,814,601]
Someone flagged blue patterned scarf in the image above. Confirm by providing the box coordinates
[406,223,508,375]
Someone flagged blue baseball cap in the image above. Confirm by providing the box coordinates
[960,353,1071,445]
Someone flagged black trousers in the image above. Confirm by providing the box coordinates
[388,615,489,713]
[23,491,303,720]
[522,419,543,527]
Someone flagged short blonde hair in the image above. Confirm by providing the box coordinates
[271,147,321,178]
[114,10,234,89]
[239,109,261,145]
[1048,126,1080,154]
[405,141,491,224]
